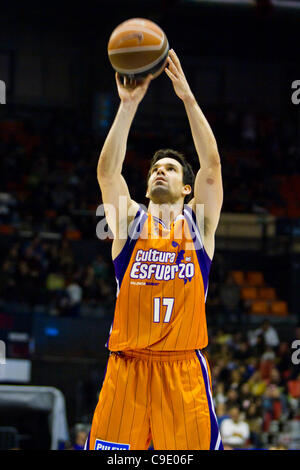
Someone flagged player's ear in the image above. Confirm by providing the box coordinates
[145,182,150,199]
[182,184,192,197]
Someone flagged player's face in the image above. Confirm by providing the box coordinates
[147,157,190,204]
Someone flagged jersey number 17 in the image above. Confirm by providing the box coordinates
[153,297,174,324]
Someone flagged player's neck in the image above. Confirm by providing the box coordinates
[148,200,184,228]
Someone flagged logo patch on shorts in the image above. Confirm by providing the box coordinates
[94,439,130,450]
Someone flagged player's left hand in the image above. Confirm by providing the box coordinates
[164,49,193,102]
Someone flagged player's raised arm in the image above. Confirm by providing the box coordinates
[97,73,153,238]
[165,50,223,254]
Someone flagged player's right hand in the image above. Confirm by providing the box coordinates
[115,72,153,106]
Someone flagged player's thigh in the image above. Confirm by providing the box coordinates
[88,353,151,450]
[150,355,212,450]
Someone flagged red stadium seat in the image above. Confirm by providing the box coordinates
[230,270,245,286]
[246,271,265,287]
[270,300,288,316]
[258,287,276,300]
[250,300,269,315]
[241,287,258,300]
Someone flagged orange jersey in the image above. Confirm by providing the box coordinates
[107,205,211,351]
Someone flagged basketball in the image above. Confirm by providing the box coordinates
[107,18,169,82]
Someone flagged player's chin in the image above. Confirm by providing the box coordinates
[150,186,170,204]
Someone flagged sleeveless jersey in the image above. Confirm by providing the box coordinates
[106,205,211,351]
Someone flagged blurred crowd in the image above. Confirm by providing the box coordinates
[0,105,299,314]
[0,236,115,317]
[0,104,299,238]
[207,323,300,449]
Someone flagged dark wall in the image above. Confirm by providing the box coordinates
[1,0,299,112]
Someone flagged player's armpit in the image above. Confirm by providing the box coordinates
[98,173,140,239]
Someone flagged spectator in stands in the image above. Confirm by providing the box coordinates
[214,382,227,406]
[65,278,83,316]
[247,370,267,397]
[287,373,300,400]
[277,341,293,381]
[239,382,253,412]
[234,339,251,362]
[220,406,250,449]
[268,366,287,391]
[225,387,240,409]
[216,402,229,428]
[249,321,280,351]
[262,384,289,431]
[261,321,280,349]
[245,402,263,448]
[68,424,89,450]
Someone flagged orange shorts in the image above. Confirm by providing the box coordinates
[85,349,223,450]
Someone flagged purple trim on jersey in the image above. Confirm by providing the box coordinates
[113,206,148,289]
[183,205,211,297]
[106,207,147,350]
[152,215,167,228]
[196,350,223,450]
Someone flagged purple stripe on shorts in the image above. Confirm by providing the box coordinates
[196,349,223,450]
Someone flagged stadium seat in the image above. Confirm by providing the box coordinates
[270,300,288,316]
[241,287,258,300]
[230,270,245,285]
[250,300,269,315]
[246,271,265,286]
[258,287,276,300]
[65,229,82,240]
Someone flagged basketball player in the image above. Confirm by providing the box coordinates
[85,49,223,450]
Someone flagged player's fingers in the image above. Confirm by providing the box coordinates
[166,57,178,78]
[115,72,121,86]
[164,65,177,81]
[169,49,183,71]
[169,49,180,65]
[116,73,127,88]
[167,56,179,77]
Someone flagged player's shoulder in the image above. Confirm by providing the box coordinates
[128,200,148,224]
[112,200,147,260]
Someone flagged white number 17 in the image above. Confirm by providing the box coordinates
[153,297,174,323]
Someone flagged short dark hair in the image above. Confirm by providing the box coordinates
[147,149,195,203]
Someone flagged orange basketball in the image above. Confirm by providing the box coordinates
[107,18,169,82]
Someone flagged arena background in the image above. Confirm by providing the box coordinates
[0,0,300,450]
